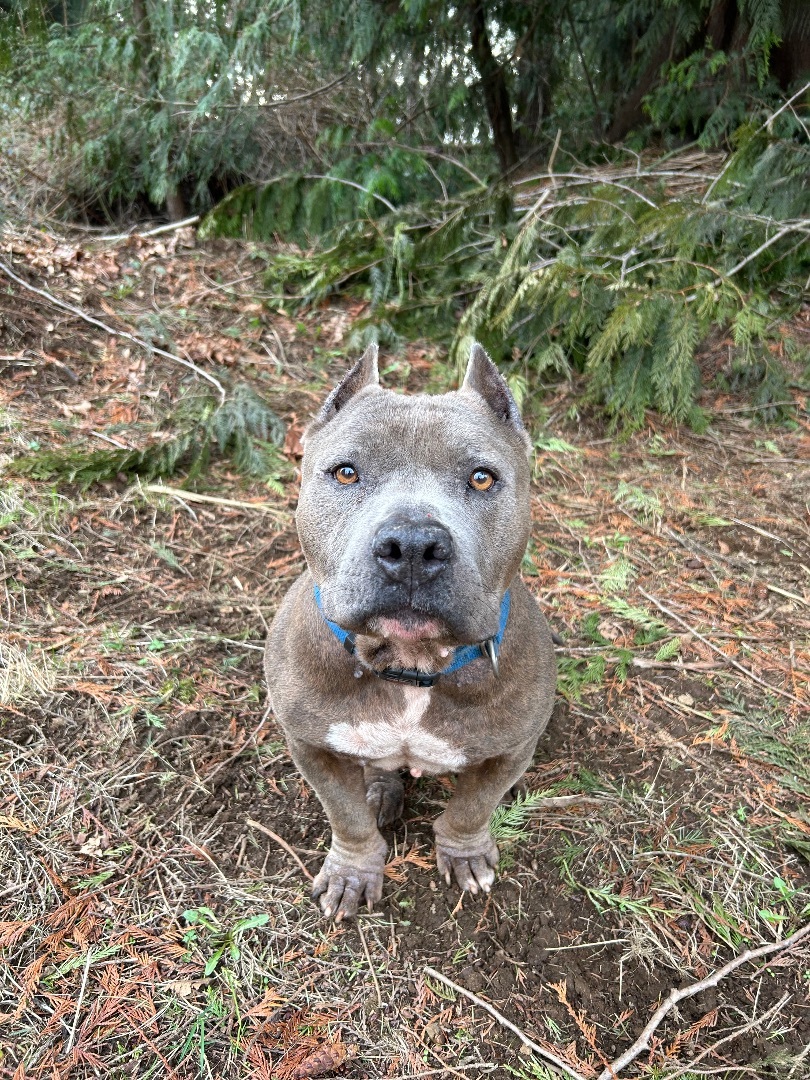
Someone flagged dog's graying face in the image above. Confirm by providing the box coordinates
[296,343,532,645]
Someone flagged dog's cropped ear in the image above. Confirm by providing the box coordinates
[312,344,380,428]
[461,343,529,444]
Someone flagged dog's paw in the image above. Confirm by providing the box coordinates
[311,842,387,921]
[435,834,499,895]
[365,772,405,828]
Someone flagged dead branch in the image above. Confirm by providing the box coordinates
[597,922,810,1080]
[638,588,806,707]
[99,215,201,242]
[422,966,589,1080]
[0,256,226,401]
[142,484,288,517]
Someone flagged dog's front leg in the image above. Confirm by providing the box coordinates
[433,740,537,895]
[287,737,388,920]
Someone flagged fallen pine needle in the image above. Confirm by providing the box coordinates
[246,818,314,881]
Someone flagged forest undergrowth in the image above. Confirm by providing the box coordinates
[0,217,809,1079]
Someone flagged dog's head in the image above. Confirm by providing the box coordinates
[296,343,532,648]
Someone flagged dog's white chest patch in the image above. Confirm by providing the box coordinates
[325,686,467,775]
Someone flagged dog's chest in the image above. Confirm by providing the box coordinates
[324,687,467,775]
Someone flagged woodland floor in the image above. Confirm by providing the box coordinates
[1,225,809,1080]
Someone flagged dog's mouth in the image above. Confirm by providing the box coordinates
[372,612,445,642]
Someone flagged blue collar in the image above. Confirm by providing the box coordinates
[313,586,511,688]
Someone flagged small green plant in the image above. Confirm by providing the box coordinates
[613,483,663,525]
[492,777,607,841]
[182,907,271,977]
[654,637,682,662]
[599,556,635,595]
[557,654,607,701]
[490,789,553,842]
[605,598,667,643]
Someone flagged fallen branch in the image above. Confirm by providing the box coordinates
[142,484,288,517]
[0,256,226,401]
[596,922,810,1080]
[422,966,589,1080]
[638,589,806,707]
[245,818,314,881]
[99,215,202,242]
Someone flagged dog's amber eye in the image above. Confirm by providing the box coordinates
[469,468,496,491]
[333,464,359,485]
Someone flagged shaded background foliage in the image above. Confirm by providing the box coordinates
[1,0,808,426]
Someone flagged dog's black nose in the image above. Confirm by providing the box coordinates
[372,519,454,585]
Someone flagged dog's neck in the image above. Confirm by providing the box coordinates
[313,586,510,684]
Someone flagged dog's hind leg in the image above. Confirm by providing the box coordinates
[364,767,405,828]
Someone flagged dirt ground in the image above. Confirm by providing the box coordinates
[1,226,809,1080]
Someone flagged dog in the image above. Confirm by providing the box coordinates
[264,343,556,919]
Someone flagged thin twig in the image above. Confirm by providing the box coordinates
[596,922,810,1080]
[187,706,271,806]
[703,80,810,202]
[142,484,288,517]
[423,966,588,1080]
[638,589,806,707]
[356,919,383,1006]
[731,516,799,553]
[529,794,608,809]
[64,947,93,1055]
[99,215,201,242]
[301,174,397,213]
[358,141,487,189]
[386,1068,496,1078]
[90,430,133,449]
[0,257,226,401]
[659,993,790,1080]
[722,223,809,281]
[544,938,625,953]
[245,818,314,881]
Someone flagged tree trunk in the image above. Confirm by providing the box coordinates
[165,188,188,221]
[131,0,186,219]
[772,0,810,89]
[606,27,676,142]
[607,0,743,143]
[468,2,518,174]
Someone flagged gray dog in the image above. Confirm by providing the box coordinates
[264,343,556,919]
